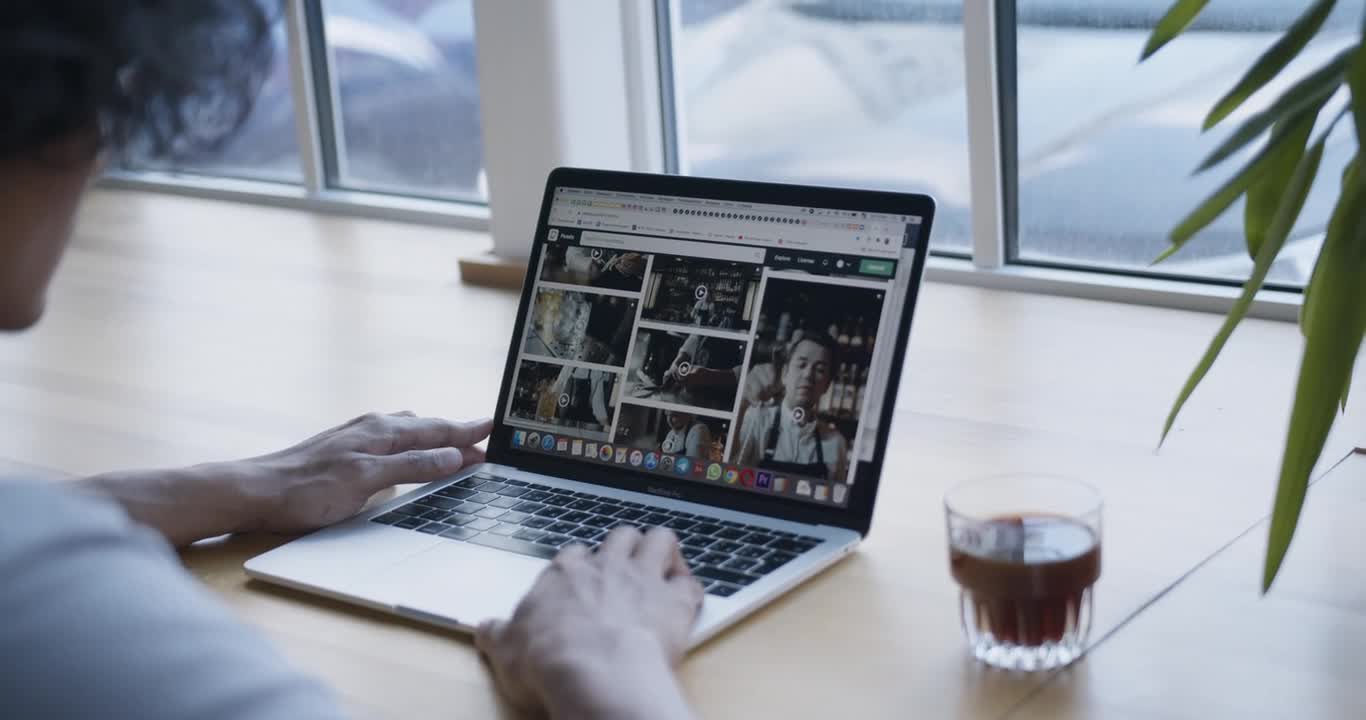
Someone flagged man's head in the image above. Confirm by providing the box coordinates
[0,1,274,330]
[781,329,837,411]
[665,410,694,431]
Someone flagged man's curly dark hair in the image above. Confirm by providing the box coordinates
[0,0,279,162]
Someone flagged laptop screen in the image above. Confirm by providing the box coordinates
[502,185,925,510]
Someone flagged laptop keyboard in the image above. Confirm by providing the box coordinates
[370,472,825,597]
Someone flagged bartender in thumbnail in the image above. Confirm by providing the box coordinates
[551,364,614,430]
[735,330,848,482]
[660,410,713,458]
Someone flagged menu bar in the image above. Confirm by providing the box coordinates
[551,228,899,280]
[556,186,916,223]
[550,186,919,260]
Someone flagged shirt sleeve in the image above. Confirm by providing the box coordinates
[0,482,348,720]
[591,370,610,425]
[735,407,763,467]
[685,423,711,458]
[825,429,849,483]
[678,334,701,360]
[552,365,571,395]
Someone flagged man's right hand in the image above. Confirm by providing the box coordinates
[744,362,781,404]
[476,528,703,720]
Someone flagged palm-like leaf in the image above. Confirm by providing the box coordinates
[1264,165,1366,590]
[1204,0,1338,130]
[1156,112,1316,263]
[1196,47,1353,172]
[1142,0,1211,60]
[1158,113,1324,445]
[1144,3,1366,590]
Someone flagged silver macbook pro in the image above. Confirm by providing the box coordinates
[245,168,934,646]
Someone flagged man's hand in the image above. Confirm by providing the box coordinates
[79,412,492,546]
[232,412,493,533]
[477,527,703,720]
[743,362,780,404]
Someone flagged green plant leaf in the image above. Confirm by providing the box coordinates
[1141,0,1211,60]
[1204,0,1337,130]
[1263,173,1366,591]
[1161,119,1329,447]
[1300,155,1358,335]
[1266,44,1366,590]
[1244,117,1317,257]
[1156,108,1319,263]
[1349,36,1366,147]
[1196,47,1353,173]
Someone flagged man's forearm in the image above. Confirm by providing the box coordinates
[541,643,695,720]
[77,462,251,547]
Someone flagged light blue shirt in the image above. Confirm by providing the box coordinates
[0,481,347,719]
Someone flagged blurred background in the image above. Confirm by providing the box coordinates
[129,0,1358,286]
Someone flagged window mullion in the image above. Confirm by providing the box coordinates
[471,0,636,260]
[963,0,1007,269]
[284,0,324,196]
[621,0,668,173]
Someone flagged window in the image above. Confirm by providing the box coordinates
[126,19,302,184]
[316,0,486,201]
[663,1,972,254]
[1011,0,1356,286]
[106,0,1344,310]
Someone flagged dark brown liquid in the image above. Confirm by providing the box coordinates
[949,514,1101,646]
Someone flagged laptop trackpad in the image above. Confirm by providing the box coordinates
[366,541,547,630]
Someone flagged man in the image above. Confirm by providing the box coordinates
[0,2,702,718]
[552,363,616,431]
[690,286,717,326]
[734,330,848,482]
[591,251,646,292]
[660,410,713,458]
[660,332,742,409]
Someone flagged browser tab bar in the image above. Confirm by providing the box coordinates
[550,185,922,259]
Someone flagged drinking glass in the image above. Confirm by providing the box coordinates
[945,474,1102,671]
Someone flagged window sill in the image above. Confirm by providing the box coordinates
[925,256,1300,322]
[95,177,1300,323]
[99,172,490,232]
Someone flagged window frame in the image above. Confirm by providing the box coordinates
[102,0,490,231]
[97,0,1306,321]
[995,0,1311,294]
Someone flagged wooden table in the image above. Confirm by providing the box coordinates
[4,190,1366,719]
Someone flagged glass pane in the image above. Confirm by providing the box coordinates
[1014,1,1357,286]
[668,1,971,253]
[323,0,486,201]
[126,19,302,184]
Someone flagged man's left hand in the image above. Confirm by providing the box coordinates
[231,412,493,533]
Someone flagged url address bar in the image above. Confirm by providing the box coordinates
[579,231,766,264]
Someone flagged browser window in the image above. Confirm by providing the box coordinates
[505,186,923,509]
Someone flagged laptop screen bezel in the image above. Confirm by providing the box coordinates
[486,167,934,537]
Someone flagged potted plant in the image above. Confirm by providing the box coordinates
[1144,0,1364,590]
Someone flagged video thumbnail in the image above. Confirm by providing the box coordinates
[623,328,747,413]
[508,359,619,438]
[640,256,762,331]
[730,278,888,483]
[613,403,730,462]
[539,245,648,293]
[523,288,636,366]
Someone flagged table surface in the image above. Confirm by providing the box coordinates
[4,190,1366,719]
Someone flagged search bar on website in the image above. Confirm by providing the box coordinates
[580,231,765,264]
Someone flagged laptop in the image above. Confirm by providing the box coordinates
[245,168,934,646]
